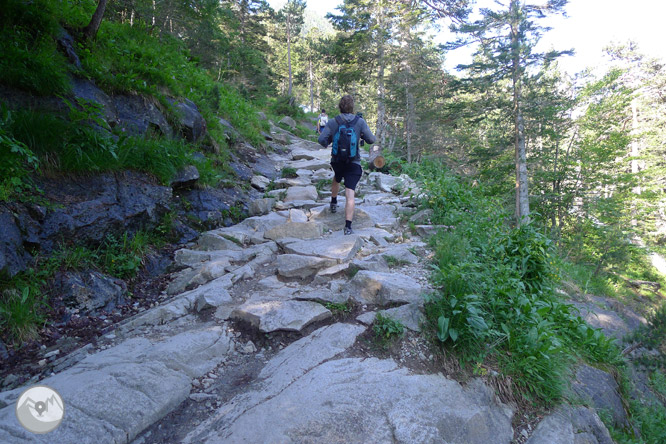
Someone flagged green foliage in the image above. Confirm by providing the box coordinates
[222,204,248,225]
[0,286,47,344]
[2,106,223,185]
[268,96,305,118]
[324,302,352,317]
[281,166,298,178]
[0,107,41,202]
[415,162,622,404]
[373,313,405,345]
[0,0,72,95]
[629,303,666,370]
[607,398,666,444]
[384,255,410,268]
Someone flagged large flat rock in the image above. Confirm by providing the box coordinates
[188,357,513,444]
[264,221,323,241]
[276,254,338,278]
[309,205,375,230]
[361,204,399,230]
[347,270,423,306]
[284,185,318,203]
[283,235,363,263]
[231,299,331,332]
[0,326,233,444]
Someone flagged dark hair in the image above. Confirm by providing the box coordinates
[321,109,325,113]
[338,95,354,114]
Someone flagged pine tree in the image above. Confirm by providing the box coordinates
[449,0,572,225]
[276,0,306,97]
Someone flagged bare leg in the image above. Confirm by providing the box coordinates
[345,188,355,222]
[331,179,340,199]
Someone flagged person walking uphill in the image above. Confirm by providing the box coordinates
[318,95,376,235]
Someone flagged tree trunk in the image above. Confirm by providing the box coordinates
[82,0,108,40]
[376,5,387,145]
[287,17,293,97]
[631,98,640,226]
[511,0,529,225]
[309,58,314,111]
[405,75,413,163]
[368,145,386,170]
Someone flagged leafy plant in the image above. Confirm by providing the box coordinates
[0,108,41,202]
[0,286,47,344]
[324,302,352,317]
[373,313,405,345]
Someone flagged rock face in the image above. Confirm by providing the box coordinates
[570,364,628,428]
[0,207,30,277]
[2,171,173,276]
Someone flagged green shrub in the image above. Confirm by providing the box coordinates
[0,286,47,344]
[281,166,298,178]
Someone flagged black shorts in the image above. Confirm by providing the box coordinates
[331,162,362,191]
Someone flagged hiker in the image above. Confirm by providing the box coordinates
[318,95,376,235]
[316,109,328,134]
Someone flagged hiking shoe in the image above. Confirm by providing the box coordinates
[330,201,337,213]
[343,227,353,235]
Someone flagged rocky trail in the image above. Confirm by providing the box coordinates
[0,134,656,444]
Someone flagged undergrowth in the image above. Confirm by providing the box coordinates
[410,161,622,405]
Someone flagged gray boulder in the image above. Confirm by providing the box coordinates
[526,406,613,444]
[170,165,199,189]
[347,270,423,306]
[231,299,331,332]
[284,185,318,202]
[309,205,375,231]
[276,254,337,278]
[250,175,271,191]
[248,198,275,216]
[54,270,127,314]
[169,98,206,142]
[0,326,233,444]
[283,235,363,263]
[113,94,173,137]
[279,116,297,129]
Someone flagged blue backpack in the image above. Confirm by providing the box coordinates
[331,115,360,163]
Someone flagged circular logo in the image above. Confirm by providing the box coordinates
[15,385,65,434]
